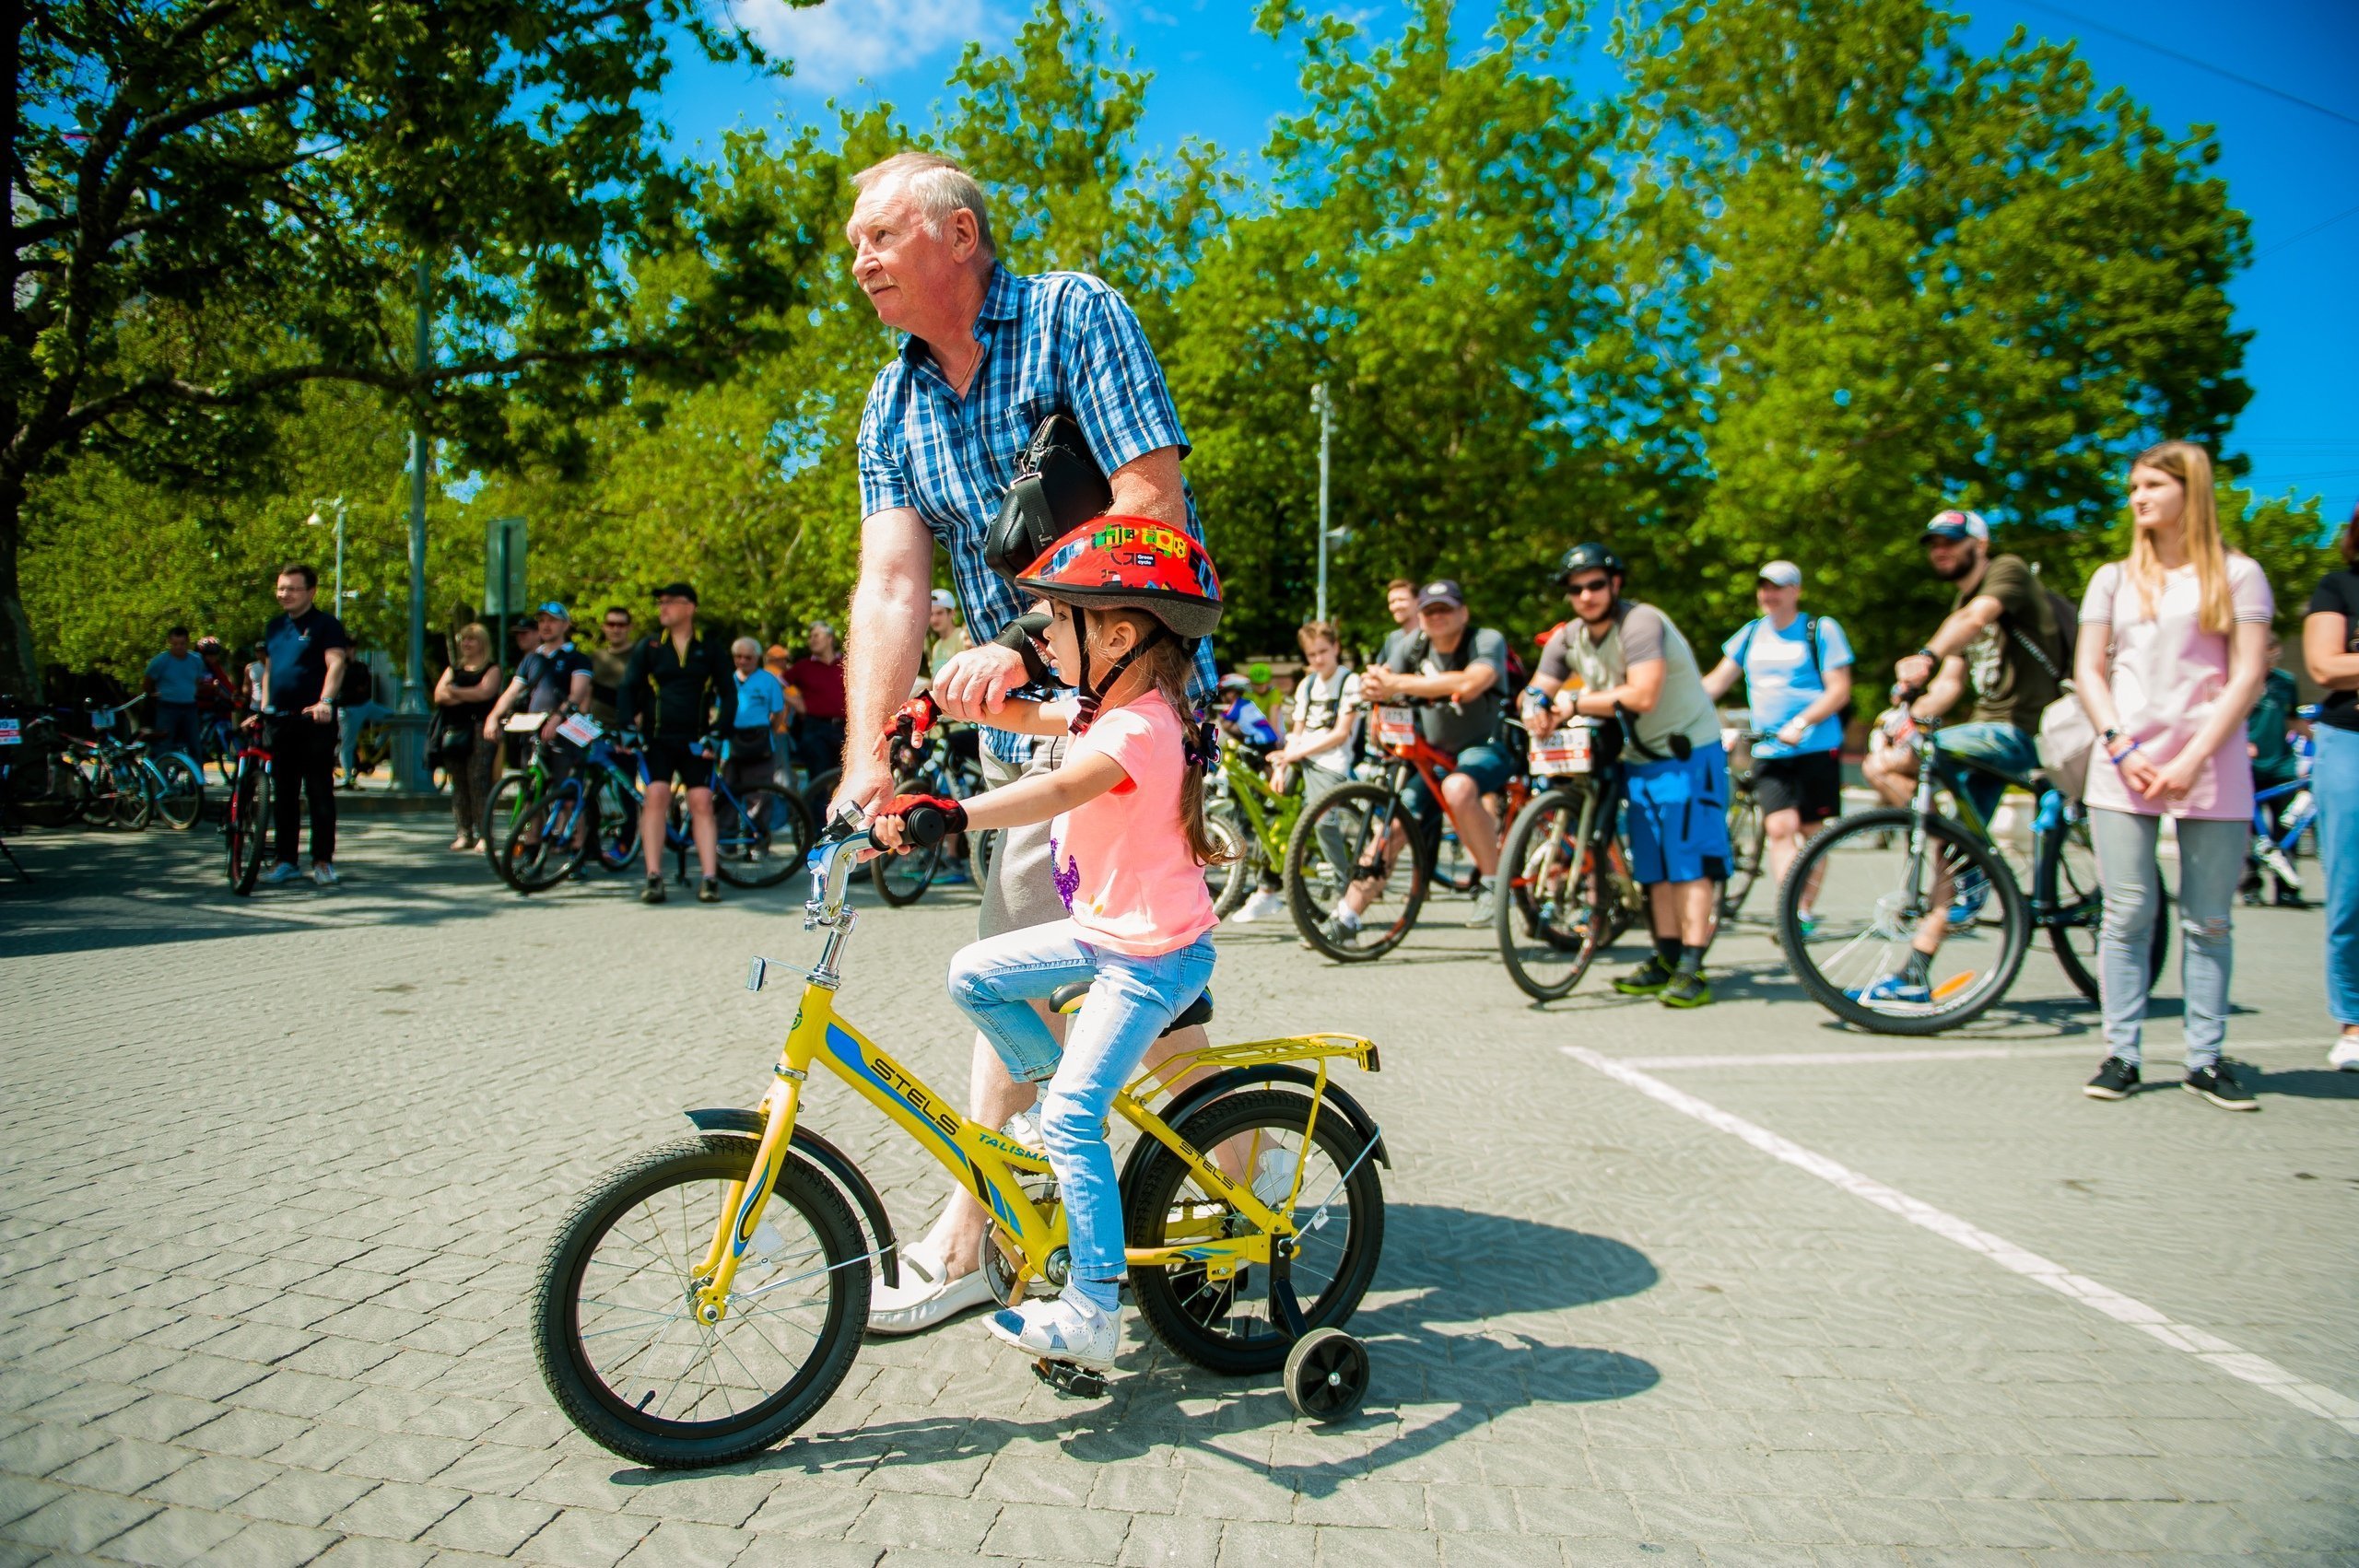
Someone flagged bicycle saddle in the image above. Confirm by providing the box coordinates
[1047,982,1214,1036]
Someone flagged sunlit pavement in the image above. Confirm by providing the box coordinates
[2,817,2353,1566]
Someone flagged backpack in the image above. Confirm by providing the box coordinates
[2001,572,2078,688]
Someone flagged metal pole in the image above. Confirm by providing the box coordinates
[1312,381,1332,624]
[394,258,431,792]
[333,501,345,613]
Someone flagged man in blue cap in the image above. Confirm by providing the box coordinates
[483,602,593,769]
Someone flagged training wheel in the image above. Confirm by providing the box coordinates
[1031,1357,1109,1398]
[1283,1327,1369,1422]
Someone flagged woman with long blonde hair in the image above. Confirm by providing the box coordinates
[431,623,503,850]
[2073,441,2275,1109]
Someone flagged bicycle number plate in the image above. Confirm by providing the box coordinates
[91,708,115,731]
[503,711,546,734]
[1374,706,1419,749]
[1529,722,1593,777]
[0,720,18,746]
[554,713,602,747]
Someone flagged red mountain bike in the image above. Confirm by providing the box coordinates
[224,719,277,895]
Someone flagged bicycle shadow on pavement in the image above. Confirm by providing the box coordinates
[638,1203,1661,1500]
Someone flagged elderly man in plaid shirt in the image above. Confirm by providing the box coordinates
[837,151,1220,1335]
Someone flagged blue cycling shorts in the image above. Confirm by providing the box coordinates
[1625,740,1732,885]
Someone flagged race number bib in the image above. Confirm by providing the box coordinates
[503,711,547,734]
[1528,720,1593,778]
[0,720,18,747]
[554,713,603,747]
[1373,705,1419,750]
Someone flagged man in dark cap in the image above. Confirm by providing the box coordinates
[617,583,734,904]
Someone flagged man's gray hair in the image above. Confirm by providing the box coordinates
[731,636,764,658]
[851,151,995,256]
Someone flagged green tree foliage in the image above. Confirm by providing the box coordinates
[5,0,822,694]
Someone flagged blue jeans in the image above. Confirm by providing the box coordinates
[946,921,1216,1311]
[2315,724,2359,1027]
[1931,721,2040,829]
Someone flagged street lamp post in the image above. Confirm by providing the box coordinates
[304,497,347,611]
[393,259,432,794]
[1310,381,1332,623]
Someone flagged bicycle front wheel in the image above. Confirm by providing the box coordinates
[1778,807,2029,1035]
[1283,781,1429,962]
[227,767,268,895]
[534,1137,869,1469]
[714,786,809,888]
[592,769,641,872]
[505,789,591,893]
[1496,786,1622,1001]
[1719,790,1765,922]
[481,772,542,889]
[2036,813,2167,1001]
[147,753,205,831]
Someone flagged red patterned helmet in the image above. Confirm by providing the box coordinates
[1015,516,1224,639]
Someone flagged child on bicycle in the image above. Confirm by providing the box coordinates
[872,518,1227,1374]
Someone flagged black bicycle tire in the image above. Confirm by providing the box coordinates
[1125,1090,1384,1376]
[1283,780,1430,963]
[534,1136,869,1469]
[713,786,807,889]
[229,768,268,895]
[1495,786,1614,1001]
[1207,805,1254,918]
[2035,818,2167,1002]
[1778,807,2030,1036]
[591,768,641,872]
[481,772,541,890]
[1719,792,1765,922]
[505,788,592,893]
[147,753,205,831]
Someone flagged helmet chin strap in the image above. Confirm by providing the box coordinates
[1069,609,1166,734]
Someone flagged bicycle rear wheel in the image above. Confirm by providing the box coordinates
[1778,807,2029,1035]
[482,772,541,889]
[534,1137,868,1469]
[1719,790,1765,922]
[714,786,809,888]
[2036,813,2167,1001]
[1125,1090,1383,1375]
[147,753,205,831]
[1204,805,1253,917]
[591,769,640,872]
[506,789,592,893]
[874,833,942,905]
[1283,780,1429,962]
[227,767,268,895]
[1496,786,1627,1001]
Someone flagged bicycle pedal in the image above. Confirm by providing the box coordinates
[1030,1358,1109,1398]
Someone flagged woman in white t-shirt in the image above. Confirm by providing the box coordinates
[2072,441,2274,1110]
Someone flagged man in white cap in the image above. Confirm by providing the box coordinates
[925,588,968,685]
[1703,561,1855,933]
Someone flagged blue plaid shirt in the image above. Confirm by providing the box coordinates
[857,263,1219,765]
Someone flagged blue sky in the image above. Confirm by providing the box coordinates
[659,0,2359,518]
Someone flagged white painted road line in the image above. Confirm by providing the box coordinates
[1562,1045,2359,1435]
[1621,1037,2328,1071]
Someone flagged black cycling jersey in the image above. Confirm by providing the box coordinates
[617,631,735,740]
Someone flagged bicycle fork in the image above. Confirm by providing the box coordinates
[688,1002,822,1324]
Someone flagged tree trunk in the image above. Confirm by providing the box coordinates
[0,478,41,701]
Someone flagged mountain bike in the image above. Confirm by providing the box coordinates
[1204,734,1307,919]
[534,808,1387,1468]
[1492,718,1647,1000]
[91,704,204,831]
[1778,707,2165,1034]
[1283,697,1530,962]
[224,718,279,895]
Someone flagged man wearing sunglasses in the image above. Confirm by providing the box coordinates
[1526,543,1730,1008]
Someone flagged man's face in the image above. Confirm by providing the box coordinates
[808,626,836,659]
[1565,570,1618,626]
[168,633,189,657]
[1387,587,1415,627]
[1755,579,1799,617]
[1302,636,1339,673]
[276,573,314,614]
[603,612,632,649]
[844,179,978,334]
[733,648,759,677]
[655,595,692,632]
[929,606,954,638]
[1924,536,1980,582]
[535,613,567,648]
[1417,602,1469,647]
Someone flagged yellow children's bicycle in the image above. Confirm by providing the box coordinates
[533,809,1388,1469]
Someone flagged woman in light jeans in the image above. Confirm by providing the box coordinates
[2301,508,2359,1071]
[2072,441,2274,1110]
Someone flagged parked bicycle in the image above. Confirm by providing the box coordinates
[223,716,279,895]
[1777,705,2165,1034]
[1493,716,1646,1000]
[1715,725,1769,923]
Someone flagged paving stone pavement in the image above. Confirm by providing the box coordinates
[2,818,2354,1568]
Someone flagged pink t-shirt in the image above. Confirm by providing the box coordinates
[2080,554,2273,821]
[1049,690,1218,957]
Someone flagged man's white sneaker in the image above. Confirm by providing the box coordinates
[985,1288,1121,1372]
[2330,1035,2359,1072]
[259,861,303,885]
[866,1249,998,1335]
[1230,887,1287,924]
[1251,1148,1299,1213]
[1464,884,1496,926]
[311,861,339,887]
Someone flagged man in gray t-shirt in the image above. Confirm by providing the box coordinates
[1356,579,1513,924]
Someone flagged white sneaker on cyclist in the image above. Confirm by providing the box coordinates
[1464,884,1496,926]
[259,861,303,885]
[311,861,339,887]
[1001,1106,1043,1150]
[2330,1034,2359,1072]
[1251,1149,1298,1212]
[1230,886,1287,924]
[986,1287,1121,1372]
[867,1247,998,1336]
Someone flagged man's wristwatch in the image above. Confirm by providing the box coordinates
[1915,645,1940,666]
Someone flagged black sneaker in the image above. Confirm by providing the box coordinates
[1614,956,1676,996]
[2184,1060,2258,1111]
[698,877,722,904]
[2083,1057,2139,1100]
[1660,971,1712,1009]
[640,875,667,906]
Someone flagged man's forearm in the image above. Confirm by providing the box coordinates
[844,539,931,766]
[320,650,346,705]
[1106,447,1188,529]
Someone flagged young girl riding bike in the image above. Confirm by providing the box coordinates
[873,518,1227,1373]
